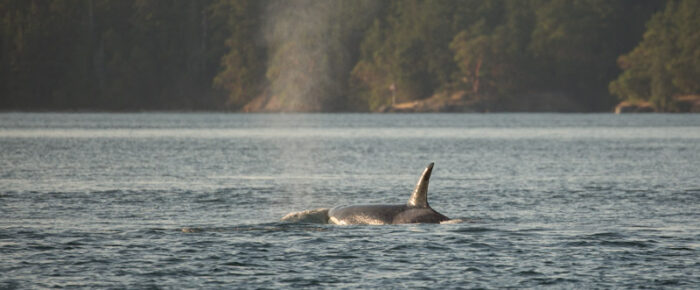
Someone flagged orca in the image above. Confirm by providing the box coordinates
[281,163,450,225]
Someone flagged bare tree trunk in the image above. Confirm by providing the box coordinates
[473,57,482,96]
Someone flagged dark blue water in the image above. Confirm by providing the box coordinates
[1,113,699,288]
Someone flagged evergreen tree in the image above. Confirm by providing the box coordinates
[351,0,460,110]
[610,0,700,111]
[211,0,266,109]
[0,0,674,112]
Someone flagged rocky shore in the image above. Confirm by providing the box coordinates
[614,95,700,113]
[239,91,700,113]
[376,91,585,113]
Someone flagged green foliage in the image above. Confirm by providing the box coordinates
[1,0,229,110]
[351,0,460,110]
[529,0,657,110]
[211,0,266,108]
[610,0,700,111]
[0,0,92,109]
[449,1,535,108]
[0,0,680,112]
[351,0,660,112]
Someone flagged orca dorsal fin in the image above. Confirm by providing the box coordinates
[407,162,434,208]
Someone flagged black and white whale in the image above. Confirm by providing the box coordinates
[281,162,451,225]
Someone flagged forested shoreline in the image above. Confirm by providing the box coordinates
[1,0,698,112]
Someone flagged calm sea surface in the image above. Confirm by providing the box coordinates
[1,113,699,288]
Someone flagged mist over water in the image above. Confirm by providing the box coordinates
[263,0,378,111]
[1,113,699,288]
[265,1,334,110]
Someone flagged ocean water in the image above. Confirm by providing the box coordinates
[1,113,699,288]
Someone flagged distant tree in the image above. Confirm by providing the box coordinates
[211,0,267,109]
[610,0,700,111]
[0,0,93,109]
[449,1,535,109]
[351,0,460,110]
[529,0,661,111]
[122,0,215,109]
[0,0,667,112]
[0,0,228,111]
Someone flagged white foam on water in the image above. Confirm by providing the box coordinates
[281,208,330,224]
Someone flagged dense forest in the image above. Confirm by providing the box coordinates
[1,0,697,112]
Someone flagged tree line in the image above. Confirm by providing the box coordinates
[1,0,696,112]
